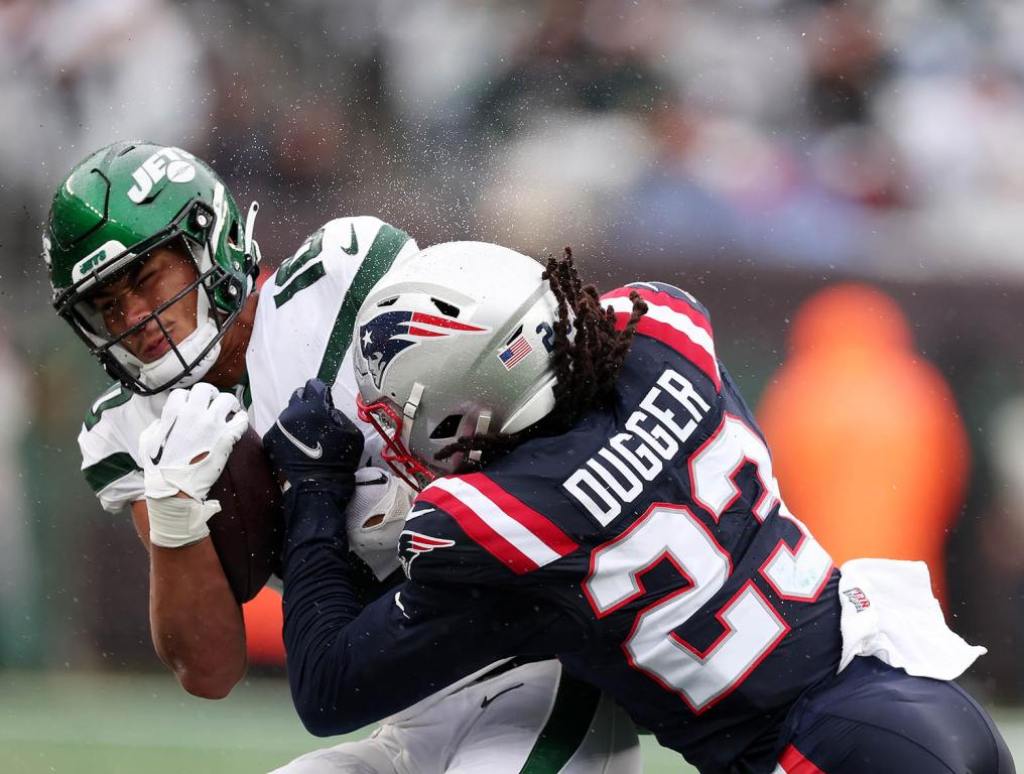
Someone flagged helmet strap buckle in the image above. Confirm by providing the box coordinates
[402,382,425,448]
[243,201,261,268]
[468,411,492,462]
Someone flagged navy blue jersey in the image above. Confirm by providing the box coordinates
[401,283,841,770]
[280,282,841,773]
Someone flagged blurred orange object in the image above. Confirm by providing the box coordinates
[758,283,968,606]
[242,585,285,665]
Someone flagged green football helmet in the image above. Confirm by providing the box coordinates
[44,141,261,395]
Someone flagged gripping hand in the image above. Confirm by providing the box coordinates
[262,378,364,491]
[139,382,249,548]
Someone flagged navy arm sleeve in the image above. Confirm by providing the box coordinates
[280,482,566,736]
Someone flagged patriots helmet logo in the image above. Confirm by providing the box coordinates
[399,530,456,576]
[359,310,489,388]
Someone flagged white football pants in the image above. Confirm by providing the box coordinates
[270,659,640,774]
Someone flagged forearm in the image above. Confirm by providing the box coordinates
[281,484,543,735]
[282,483,400,731]
[148,537,247,698]
[132,500,247,697]
[119,385,251,699]
[285,544,501,734]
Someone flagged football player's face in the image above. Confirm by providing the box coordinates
[88,246,199,363]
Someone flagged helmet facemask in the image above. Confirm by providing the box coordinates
[54,198,252,396]
[356,391,438,491]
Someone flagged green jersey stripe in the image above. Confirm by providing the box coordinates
[316,224,410,386]
[83,452,140,493]
[519,673,601,773]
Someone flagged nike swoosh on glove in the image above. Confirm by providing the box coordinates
[262,378,364,490]
[140,383,249,501]
[139,382,249,548]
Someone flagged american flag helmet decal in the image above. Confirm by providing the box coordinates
[497,325,533,370]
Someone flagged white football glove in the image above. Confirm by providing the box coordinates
[345,467,415,580]
[140,383,249,548]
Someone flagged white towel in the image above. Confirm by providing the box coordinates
[837,558,986,680]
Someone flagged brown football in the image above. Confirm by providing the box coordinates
[207,428,284,603]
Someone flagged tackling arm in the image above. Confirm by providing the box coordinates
[266,379,568,735]
[280,481,563,735]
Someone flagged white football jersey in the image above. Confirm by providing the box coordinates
[78,216,418,514]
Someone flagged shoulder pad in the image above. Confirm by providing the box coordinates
[602,281,721,393]
[269,217,418,310]
[248,218,419,433]
[78,384,158,513]
[403,473,578,583]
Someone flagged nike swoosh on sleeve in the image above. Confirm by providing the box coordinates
[480,683,525,708]
[341,223,359,255]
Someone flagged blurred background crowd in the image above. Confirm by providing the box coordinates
[1,0,1024,712]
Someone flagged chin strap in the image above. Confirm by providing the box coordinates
[243,201,262,295]
[401,382,425,449]
[138,254,222,390]
[244,201,261,260]
[138,320,221,389]
[468,411,492,462]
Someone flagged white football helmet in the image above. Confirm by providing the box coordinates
[353,241,560,489]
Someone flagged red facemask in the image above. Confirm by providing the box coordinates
[356,393,436,491]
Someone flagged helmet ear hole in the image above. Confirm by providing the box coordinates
[430,414,464,440]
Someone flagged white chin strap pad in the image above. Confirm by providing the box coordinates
[139,319,221,389]
[138,242,223,390]
[138,269,223,390]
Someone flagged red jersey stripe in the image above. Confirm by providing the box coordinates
[777,744,827,774]
[462,473,579,557]
[612,311,722,391]
[602,285,713,339]
[416,486,540,575]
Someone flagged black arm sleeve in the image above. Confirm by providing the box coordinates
[280,482,567,736]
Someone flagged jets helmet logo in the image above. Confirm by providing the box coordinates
[359,310,488,388]
[127,147,197,204]
[398,530,456,576]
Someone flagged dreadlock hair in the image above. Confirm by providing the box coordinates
[436,247,648,472]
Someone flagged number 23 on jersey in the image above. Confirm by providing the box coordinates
[584,414,833,713]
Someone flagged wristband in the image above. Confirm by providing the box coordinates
[147,496,221,549]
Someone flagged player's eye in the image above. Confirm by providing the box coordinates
[136,270,157,289]
[92,297,116,315]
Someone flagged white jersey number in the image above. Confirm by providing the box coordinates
[583,414,832,713]
[691,415,832,601]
